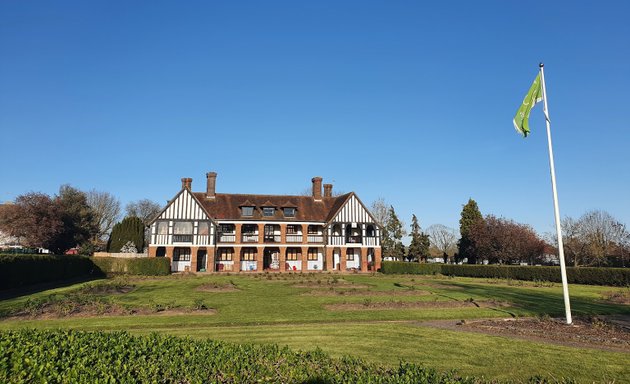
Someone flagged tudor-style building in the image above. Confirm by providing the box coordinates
[148,172,382,273]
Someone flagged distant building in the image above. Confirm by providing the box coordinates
[148,173,382,273]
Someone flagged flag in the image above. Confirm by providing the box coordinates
[513,73,548,137]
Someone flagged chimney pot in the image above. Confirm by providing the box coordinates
[323,183,333,198]
[312,176,323,201]
[206,172,217,199]
[181,178,192,190]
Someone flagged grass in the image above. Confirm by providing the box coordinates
[1,273,628,382]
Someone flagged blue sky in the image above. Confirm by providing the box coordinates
[1,1,628,238]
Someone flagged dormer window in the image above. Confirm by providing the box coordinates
[283,207,296,217]
[242,206,254,217]
[262,207,275,217]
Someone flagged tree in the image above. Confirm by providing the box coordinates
[370,197,389,227]
[86,190,121,246]
[0,193,63,251]
[408,214,430,262]
[468,215,545,265]
[125,199,162,225]
[427,224,458,263]
[458,198,483,264]
[108,216,145,253]
[382,206,406,261]
[51,185,98,253]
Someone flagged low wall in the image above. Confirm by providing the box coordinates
[93,252,148,258]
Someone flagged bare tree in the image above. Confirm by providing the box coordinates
[580,210,628,266]
[86,190,121,244]
[126,199,162,225]
[426,224,458,263]
[370,197,389,227]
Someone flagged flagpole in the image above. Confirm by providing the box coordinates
[539,62,572,325]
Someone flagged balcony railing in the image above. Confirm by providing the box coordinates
[364,236,378,246]
[346,235,363,244]
[219,234,236,243]
[307,235,324,243]
[329,235,344,245]
[286,234,303,243]
[241,234,259,242]
[172,234,193,243]
[264,235,282,243]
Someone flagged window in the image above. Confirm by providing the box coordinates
[219,224,235,234]
[286,248,300,260]
[307,225,320,235]
[346,249,355,261]
[262,207,275,217]
[198,222,209,236]
[307,248,318,261]
[217,248,233,261]
[157,221,168,235]
[173,248,191,261]
[241,206,254,217]
[242,224,257,235]
[283,207,295,217]
[366,225,375,237]
[174,221,193,235]
[286,225,300,234]
[242,248,256,261]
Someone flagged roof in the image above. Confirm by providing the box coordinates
[192,192,353,222]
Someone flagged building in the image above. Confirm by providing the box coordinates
[148,173,382,273]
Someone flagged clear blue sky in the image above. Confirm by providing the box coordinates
[1,1,628,237]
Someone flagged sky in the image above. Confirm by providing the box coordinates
[1,1,629,239]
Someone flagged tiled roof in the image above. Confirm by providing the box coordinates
[192,192,352,222]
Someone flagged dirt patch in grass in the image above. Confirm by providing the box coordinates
[305,289,431,297]
[420,316,630,353]
[80,284,135,295]
[326,299,507,311]
[602,289,630,305]
[196,282,239,292]
[293,278,369,289]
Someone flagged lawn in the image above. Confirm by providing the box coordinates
[1,273,628,382]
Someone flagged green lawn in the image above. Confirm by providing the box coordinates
[1,273,628,382]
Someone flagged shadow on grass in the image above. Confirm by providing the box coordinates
[0,276,101,301]
[449,281,629,316]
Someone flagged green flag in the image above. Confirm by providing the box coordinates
[513,73,545,137]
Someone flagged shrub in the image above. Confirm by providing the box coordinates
[381,261,630,286]
[0,254,101,289]
[91,257,170,276]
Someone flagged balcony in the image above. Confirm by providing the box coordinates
[346,235,363,244]
[364,236,378,246]
[264,235,282,243]
[286,234,303,243]
[172,234,193,243]
[218,234,236,243]
[329,235,344,245]
[307,235,324,243]
[241,234,259,243]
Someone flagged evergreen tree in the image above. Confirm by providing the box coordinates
[107,216,145,253]
[408,214,430,262]
[383,206,406,261]
[458,198,483,264]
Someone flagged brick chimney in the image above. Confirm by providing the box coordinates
[323,183,333,198]
[181,177,192,190]
[206,172,217,199]
[312,177,323,201]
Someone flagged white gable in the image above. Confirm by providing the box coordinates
[331,195,375,223]
[158,189,209,221]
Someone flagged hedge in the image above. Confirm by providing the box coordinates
[0,254,99,290]
[381,261,630,286]
[91,257,170,276]
[0,255,170,290]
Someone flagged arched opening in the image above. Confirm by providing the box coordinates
[197,249,207,272]
[285,247,302,271]
[366,225,376,237]
[345,224,362,244]
[172,247,192,272]
[241,247,257,271]
[156,247,166,257]
[263,247,280,270]
[216,247,234,272]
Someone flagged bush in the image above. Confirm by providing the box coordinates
[0,254,101,290]
[381,261,630,286]
[91,257,170,276]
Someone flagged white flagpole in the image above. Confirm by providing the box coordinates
[539,62,572,325]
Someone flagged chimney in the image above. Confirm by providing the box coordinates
[206,172,217,199]
[323,183,333,198]
[181,177,192,190]
[312,176,323,201]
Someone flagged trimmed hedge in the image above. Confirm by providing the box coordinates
[0,255,170,290]
[381,261,630,286]
[91,257,170,276]
[0,254,99,290]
